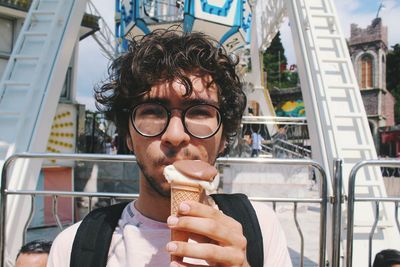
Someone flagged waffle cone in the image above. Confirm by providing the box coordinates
[170,181,202,215]
[170,181,203,262]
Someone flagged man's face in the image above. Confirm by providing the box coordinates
[126,75,225,197]
[15,253,48,267]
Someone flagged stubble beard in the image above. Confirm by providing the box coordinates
[137,160,171,198]
[137,148,204,198]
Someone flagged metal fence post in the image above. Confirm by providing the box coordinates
[332,159,343,267]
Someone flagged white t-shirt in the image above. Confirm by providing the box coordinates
[47,200,292,267]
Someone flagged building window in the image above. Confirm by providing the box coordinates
[0,58,8,78]
[0,17,13,54]
[361,54,373,89]
[0,16,14,78]
[60,67,72,101]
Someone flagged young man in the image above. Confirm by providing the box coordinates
[48,29,292,267]
[16,240,52,267]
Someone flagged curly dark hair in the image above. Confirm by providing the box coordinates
[17,239,52,258]
[373,249,400,267]
[95,29,246,154]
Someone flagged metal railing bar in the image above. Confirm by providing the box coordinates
[52,196,63,231]
[221,147,329,267]
[396,202,400,233]
[276,139,312,155]
[293,202,304,267]
[249,197,322,203]
[1,153,328,267]
[5,190,321,204]
[272,202,276,212]
[354,197,400,202]
[368,202,380,267]
[347,159,400,267]
[88,196,93,213]
[273,145,309,158]
[2,152,137,163]
[4,190,139,199]
[332,159,343,267]
[22,195,36,244]
[216,157,321,166]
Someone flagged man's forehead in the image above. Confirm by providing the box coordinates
[144,75,219,103]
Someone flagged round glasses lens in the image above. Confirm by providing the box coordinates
[132,103,168,136]
[185,105,221,138]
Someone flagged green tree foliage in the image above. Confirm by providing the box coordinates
[387,44,400,90]
[387,44,400,123]
[263,31,298,89]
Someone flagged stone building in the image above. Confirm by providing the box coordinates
[349,18,395,153]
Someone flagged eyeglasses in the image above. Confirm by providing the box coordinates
[130,102,222,139]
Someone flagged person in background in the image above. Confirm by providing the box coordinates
[15,240,52,267]
[251,131,263,157]
[273,126,288,158]
[373,249,400,267]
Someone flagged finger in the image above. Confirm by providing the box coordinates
[178,201,242,231]
[168,216,211,244]
[168,215,246,246]
[169,260,201,267]
[187,233,212,244]
[166,241,246,266]
[178,201,221,218]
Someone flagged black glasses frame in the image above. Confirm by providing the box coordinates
[129,102,222,139]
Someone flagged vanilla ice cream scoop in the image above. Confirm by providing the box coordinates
[163,160,218,191]
[165,160,218,262]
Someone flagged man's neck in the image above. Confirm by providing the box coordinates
[135,179,171,222]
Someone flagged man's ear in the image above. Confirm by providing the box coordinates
[126,134,134,153]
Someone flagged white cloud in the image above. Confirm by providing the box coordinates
[335,0,400,46]
[76,95,98,112]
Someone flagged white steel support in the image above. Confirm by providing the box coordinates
[86,0,117,59]
[245,0,287,134]
[285,0,399,265]
[0,0,87,265]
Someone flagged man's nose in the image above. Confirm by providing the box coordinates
[160,115,190,147]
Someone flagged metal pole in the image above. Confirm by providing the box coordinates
[320,163,328,267]
[332,159,343,267]
[346,159,400,267]
[1,153,327,267]
[368,202,380,267]
[0,153,137,267]
[346,161,360,267]
[0,156,15,267]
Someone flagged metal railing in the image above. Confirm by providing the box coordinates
[1,153,329,267]
[217,157,328,267]
[346,159,400,267]
[0,153,137,267]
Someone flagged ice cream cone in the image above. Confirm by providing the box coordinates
[170,181,203,262]
[171,181,202,215]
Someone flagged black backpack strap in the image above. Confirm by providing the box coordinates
[70,202,129,267]
[210,193,264,267]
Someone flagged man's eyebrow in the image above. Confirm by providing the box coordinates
[143,97,170,105]
[144,97,219,107]
[183,98,219,107]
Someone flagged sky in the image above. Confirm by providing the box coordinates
[76,0,400,111]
